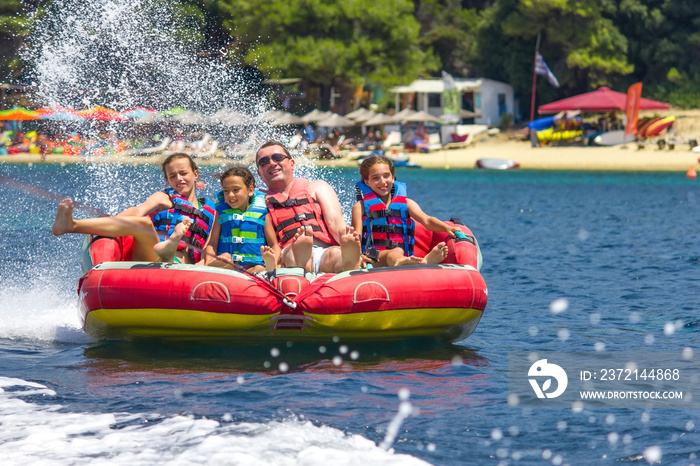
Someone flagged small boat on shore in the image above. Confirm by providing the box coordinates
[476,158,519,170]
[78,221,487,344]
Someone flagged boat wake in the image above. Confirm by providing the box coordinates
[0,376,430,465]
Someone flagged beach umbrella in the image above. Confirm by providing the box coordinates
[363,113,398,126]
[392,108,417,120]
[0,107,39,120]
[171,110,207,125]
[301,109,331,124]
[159,106,188,117]
[261,110,284,122]
[399,110,442,123]
[78,106,128,121]
[208,108,251,126]
[135,112,167,124]
[316,112,356,127]
[344,107,371,120]
[37,106,84,121]
[270,111,303,126]
[353,111,377,124]
[538,87,670,114]
[119,107,157,119]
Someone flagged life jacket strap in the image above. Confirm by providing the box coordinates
[220,236,265,244]
[268,197,311,208]
[274,212,319,231]
[371,224,416,235]
[175,202,210,224]
[365,208,406,219]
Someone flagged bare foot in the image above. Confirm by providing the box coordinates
[261,245,277,272]
[154,218,191,262]
[290,225,314,269]
[395,255,425,266]
[340,226,362,271]
[424,242,448,264]
[52,198,76,236]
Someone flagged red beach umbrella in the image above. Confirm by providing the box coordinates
[78,106,128,121]
[36,106,84,121]
[0,107,39,120]
[538,87,670,114]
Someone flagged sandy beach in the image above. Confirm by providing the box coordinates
[3,109,700,172]
[3,136,699,172]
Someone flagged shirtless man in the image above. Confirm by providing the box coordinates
[255,141,361,273]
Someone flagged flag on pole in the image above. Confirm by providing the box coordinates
[442,71,461,124]
[535,52,560,88]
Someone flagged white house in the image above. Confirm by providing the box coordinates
[389,77,515,126]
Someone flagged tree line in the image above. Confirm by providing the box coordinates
[3,0,698,119]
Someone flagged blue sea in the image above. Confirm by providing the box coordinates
[0,161,698,465]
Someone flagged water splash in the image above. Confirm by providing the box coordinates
[27,0,251,111]
[22,0,285,147]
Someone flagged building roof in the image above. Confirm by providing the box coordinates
[390,78,484,94]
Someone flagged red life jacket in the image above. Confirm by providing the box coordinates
[265,178,338,249]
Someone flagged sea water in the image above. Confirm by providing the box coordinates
[3,0,699,462]
[0,164,698,465]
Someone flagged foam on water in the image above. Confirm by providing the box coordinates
[0,377,429,465]
[0,275,89,344]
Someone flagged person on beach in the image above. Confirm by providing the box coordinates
[201,166,279,273]
[351,155,456,267]
[255,140,361,273]
[52,152,216,264]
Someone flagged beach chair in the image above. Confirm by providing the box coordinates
[424,133,442,152]
[382,131,404,151]
[194,140,219,159]
[133,137,171,156]
[442,133,471,150]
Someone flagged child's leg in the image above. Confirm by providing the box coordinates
[154,219,191,262]
[339,226,361,271]
[260,245,277,272]
[53,198,160,261]
[383,247,423,266]
[423,242,448,264]
[288,226,314,270]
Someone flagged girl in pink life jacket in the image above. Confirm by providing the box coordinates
[351,156,458,267]
[52,153,215,264]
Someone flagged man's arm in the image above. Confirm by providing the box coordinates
[308,179,348,243]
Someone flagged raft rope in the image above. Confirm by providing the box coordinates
[0,175,298,309]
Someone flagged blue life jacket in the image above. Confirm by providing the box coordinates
[151,187,216,263]
[355,180,415,255]
[216,189,268,266]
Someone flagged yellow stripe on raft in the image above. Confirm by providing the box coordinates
[85,308,278,338]
[84,307,483,342]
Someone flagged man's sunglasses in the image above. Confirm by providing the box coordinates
[257,153,290,167]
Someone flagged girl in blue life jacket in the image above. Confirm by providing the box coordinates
[53,153,215,264]
[202,166,280,273]
[351,156,458,268]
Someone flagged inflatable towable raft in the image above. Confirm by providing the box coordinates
[77,220,487,344]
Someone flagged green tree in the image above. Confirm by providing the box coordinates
[473,0,633,119]
[0,0,32,82]
[215,0,439,111]
[610,0,700,107]
[414,0,480,77]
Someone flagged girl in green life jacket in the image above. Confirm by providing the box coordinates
[202,166,279,273]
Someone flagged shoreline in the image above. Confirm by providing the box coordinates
[2,138,699,172]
